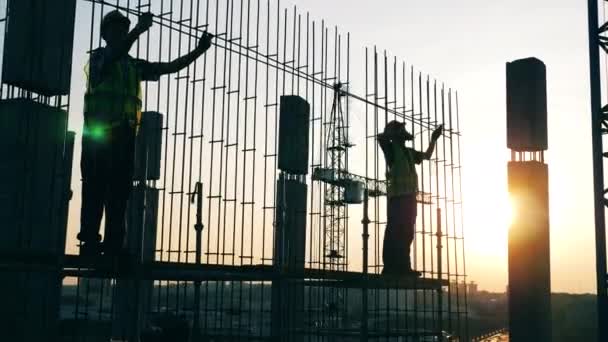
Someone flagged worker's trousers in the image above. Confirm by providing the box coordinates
[78,121,135,253]
[383,193,417,273]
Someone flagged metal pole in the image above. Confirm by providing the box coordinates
[587,2,608,341]
[192,182,204,338]
[361,188,370,342]
[436,207,443,337]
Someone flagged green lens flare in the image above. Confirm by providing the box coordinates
[85,125,105,140]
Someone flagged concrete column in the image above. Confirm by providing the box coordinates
[271,174,308,341]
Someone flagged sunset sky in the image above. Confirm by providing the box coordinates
[59,0,598,294]
[282,0,596,293]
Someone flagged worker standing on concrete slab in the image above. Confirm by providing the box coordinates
[377,120,443,276]
[77,10,213,257]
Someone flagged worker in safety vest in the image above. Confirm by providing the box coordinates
[77,10,213,257]
[377,120,443,276]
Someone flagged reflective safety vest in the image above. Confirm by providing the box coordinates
[84,55,142,128]
[386,143,418,197]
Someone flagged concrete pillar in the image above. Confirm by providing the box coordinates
[271,174,307,341]
[0,99,73,341]
[508,161,551,342]
[2,0,77,96]
[112,111,163,341]
[506,57,551,342]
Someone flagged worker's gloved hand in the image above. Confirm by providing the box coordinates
[197,31,214,52]
[135,12,154,32]
[431,124,444,141]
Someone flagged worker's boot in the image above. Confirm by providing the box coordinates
[404,268,422,277]
[77,233,103,258]
[79,242,103,257]
[404,257,422,277]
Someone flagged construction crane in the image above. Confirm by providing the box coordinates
[321,83,352,270]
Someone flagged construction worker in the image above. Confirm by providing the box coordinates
[77,10,213,257]
[377,120,443,276]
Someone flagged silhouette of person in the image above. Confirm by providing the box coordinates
[377,120,443,276]
[77,10,213,257]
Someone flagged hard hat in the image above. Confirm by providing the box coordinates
[384,120,406,136]
[101,10,131,33]
[385,120,413,140]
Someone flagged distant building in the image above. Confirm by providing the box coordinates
[468,281,478,296]
[449,281,467,295]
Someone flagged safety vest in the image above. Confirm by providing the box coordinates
[84,54,142,128]
[386,143,418,197]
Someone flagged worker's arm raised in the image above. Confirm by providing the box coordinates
[151,32,214,75]
[421,124,443,160]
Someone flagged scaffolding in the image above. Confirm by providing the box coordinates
[0,0,468,341]
[587,1,608,341]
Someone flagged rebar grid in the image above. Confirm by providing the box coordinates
[0,0,468,340]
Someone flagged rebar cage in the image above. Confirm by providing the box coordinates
[0,0,468,341]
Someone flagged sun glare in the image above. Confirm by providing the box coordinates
[466,190,513,255]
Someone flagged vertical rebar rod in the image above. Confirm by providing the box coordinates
[193,182,204,337]
[372,46,380,330]
[382,51,390,338]
[437,207,443,336]
[426,75,436,332]
[439,84,452,333]
[433,80,440,333]
[361,188,370,342]
[455,92,470,340]
[364,46,370,340]
[448,89,462,336]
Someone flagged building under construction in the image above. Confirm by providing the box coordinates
[0,0,468,341]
